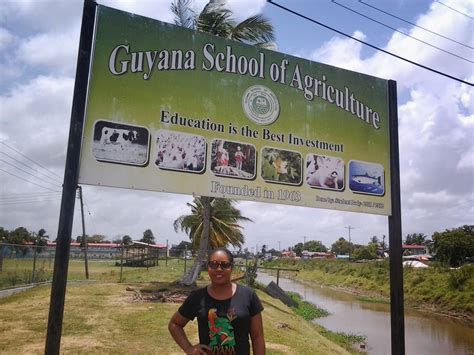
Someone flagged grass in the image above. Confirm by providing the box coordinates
[263,259,474,319]
[0,258,188,289]
[287,291,330,320]
[0,259,355,354]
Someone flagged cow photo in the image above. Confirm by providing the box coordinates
[92,120,150,166]
[261,147,302,185]
[155,130,206,173]
[306,154,345,191]
[210,139,256,179]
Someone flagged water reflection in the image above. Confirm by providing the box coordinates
[257,273,474,355]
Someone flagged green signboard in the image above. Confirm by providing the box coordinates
[79,5,392,215]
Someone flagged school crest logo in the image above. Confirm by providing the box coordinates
[242,85,280,125]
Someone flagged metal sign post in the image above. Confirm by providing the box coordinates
[44,1,97,354]
[388,80,405,355]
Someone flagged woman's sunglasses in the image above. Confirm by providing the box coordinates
[207,260,233,270]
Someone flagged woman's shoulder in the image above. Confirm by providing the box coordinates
[236,283,258,296]
[187,285,208,299]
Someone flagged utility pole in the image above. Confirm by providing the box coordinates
[278,241,281,252]
[345,226,354,259]
[78,186,89,279]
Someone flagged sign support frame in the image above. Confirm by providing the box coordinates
[44,1,97,354]
[388,79,405,355]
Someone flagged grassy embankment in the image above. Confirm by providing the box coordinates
[263,258,474,320]
[0,259,356,354]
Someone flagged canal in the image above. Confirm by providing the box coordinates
[257,272,474,354]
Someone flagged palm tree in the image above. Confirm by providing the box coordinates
[171,0,273,285]
[172,0,275,49]
[174,197,252,285]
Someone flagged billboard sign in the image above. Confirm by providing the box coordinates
[79,5,392,215]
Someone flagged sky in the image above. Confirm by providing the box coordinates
[0,0,472,252]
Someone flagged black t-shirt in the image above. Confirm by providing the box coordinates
[178,284,264,355]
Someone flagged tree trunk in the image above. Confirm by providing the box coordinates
[180,196,212,286]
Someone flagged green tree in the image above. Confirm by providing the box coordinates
[174,197,252,285]
[331,237,351,255]
[404,233,427,245]
[122,235,133,245]
[140,229,155,245]
[171,0,272,286]
[0,227,8,243]
[32,228,49,253]
[352,246,377,261]
[88,234,107,244]
[432,226,474,267]
[293,240,327,256]
[172,0,275,49]
[7,227,31,255]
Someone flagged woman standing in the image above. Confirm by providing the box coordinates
[169,248,265,355]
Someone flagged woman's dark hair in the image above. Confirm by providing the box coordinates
[208,247,234,264]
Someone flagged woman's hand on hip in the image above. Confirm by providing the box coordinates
[185,344,210,355]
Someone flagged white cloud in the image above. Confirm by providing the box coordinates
[310,30,366,72]
[15,27,80,75]
[0,27,14,50]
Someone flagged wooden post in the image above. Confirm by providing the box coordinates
[78,186,89,280]
[32,246,37,283]
[119,246,124,283]
[276,269,280,286]
[165,239,168,266]
[184,245,187,275]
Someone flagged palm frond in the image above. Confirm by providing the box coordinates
[231,15,275,45]
[171,0,197,29]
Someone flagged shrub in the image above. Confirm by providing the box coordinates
[448,264,473,290]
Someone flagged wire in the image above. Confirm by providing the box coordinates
[0,151,63,184]
[0,191,62,198]
[331,0,473,63]
[266,0,473,86]
[0,168,60,192]
[436,1,474,20]
[0,158,61,188]
[359,0,473,49]
[0,193,61,202]
[0,197,61,206]
[0,141,63,180]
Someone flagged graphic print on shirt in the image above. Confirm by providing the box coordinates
[208,308,236,353]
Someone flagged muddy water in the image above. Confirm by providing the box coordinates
[257,273,474,355]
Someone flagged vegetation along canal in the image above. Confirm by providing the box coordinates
[257,272,474,354]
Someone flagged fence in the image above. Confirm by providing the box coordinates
[0,243,187,290]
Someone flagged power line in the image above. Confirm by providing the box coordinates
[0,141,63,180]
[0,191,61,199]
[331,0,473,63]
[266,0,473,86]
[0,193,61,202]
[436,1,474,20]
[0,168,60,192]
[0,158,61,188]
[359,0,473,49]
[0,151,63,184]
[0,197,61,206]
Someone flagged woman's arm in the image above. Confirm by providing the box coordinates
[250,313,265,355]
[168,312,208,355]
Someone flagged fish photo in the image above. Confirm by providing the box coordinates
[92,120,150,166]
[348,160,385,196]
